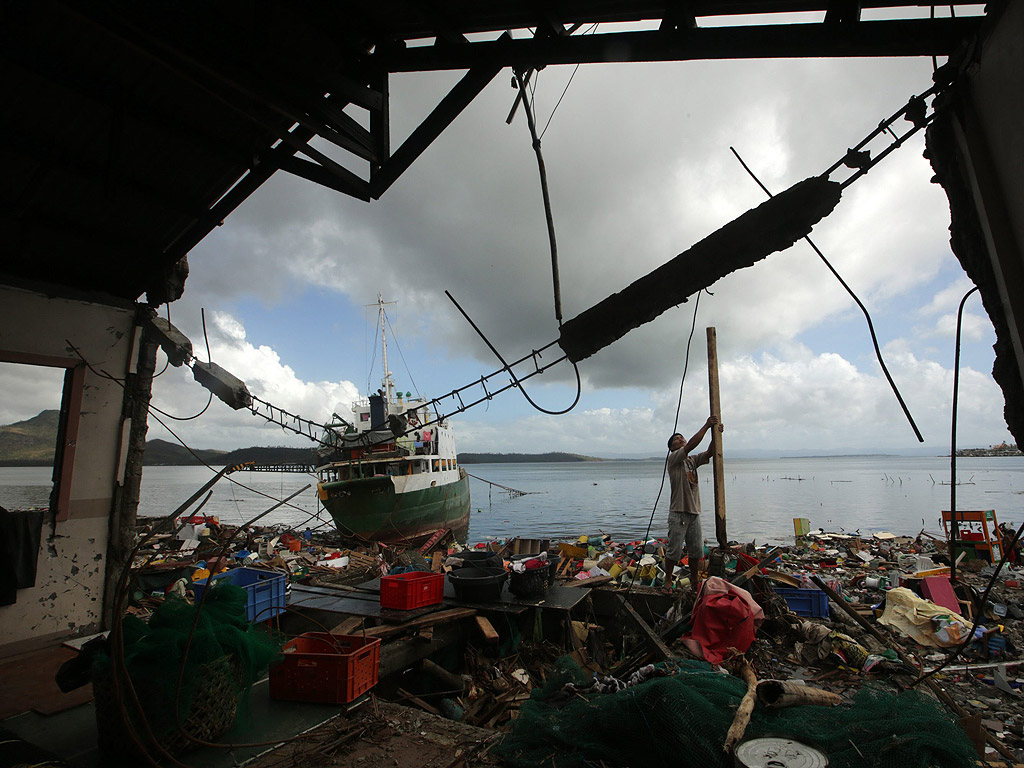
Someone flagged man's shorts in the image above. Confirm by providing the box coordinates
[667,511,703,562]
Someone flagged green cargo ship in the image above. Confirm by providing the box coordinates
[316,296,470,545]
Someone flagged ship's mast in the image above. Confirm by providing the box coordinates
[377,293,395,405]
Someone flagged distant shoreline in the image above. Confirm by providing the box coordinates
[458,452,601,464]
[779,453,902,459]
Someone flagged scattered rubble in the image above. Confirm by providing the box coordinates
[110,513,1024,766]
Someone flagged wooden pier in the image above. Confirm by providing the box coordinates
[240,463,316,473]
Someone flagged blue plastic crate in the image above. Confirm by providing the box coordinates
[192,566,286,622]
[774,587,829,618]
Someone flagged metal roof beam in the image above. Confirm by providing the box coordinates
[1,47,249,167]
[159,126,315,265]
[369,39,508,199]
[2,123,201,221]
[278,156,372,202]
[378,17,982,71]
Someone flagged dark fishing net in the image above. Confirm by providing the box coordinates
[494,657,978,768]
[92,582,283,756]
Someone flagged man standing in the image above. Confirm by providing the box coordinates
[665,415,722,589]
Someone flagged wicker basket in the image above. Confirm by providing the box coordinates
[93,655,239,760]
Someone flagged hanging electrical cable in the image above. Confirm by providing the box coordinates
[150,305,172,379]
[623,289,707,600]
[729,146,925,443]
[445,290,581,416]
[538,23,599,140]
[948,284,980,582]
[65,341,318,523]
[513,67,563,326]
[909,284,1004,689]
[136,84,949,460]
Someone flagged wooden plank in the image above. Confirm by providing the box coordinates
[566,575,613,588]
[380,624,462,678]
[707,326,727,548]
[617,594,673,660]
[732,547,782,588]
[397,687,442,717]
[361,607,477,639]
[557,555,573,576]
[480,690,517,728]
[328,615,364,634]
[474,615,500,643]
[463,693,493,725]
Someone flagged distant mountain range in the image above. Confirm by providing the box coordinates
[0,410,318,467]
[0,410,1008,466]
[0,410,60,464]
[458,452,601,464]
[0,411,599,467]
[143,439,317,466]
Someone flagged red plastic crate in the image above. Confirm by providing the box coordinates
[379,571,444,610]
[269,633,381,704]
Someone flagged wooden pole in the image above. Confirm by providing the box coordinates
[707,327,727,547]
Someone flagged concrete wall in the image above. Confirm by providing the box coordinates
[0,285,137,656]
[927,1,1024,447]
[967,0,1024,394]
[970,0,1024,279]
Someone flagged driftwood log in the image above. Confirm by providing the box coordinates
[557,176,842,363]
[756,679,842,708]
[724,659,758,752]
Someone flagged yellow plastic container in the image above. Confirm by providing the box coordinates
[638,563,658,581]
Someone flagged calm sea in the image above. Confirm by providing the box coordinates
[3,456,1024,546]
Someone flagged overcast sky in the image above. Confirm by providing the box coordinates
[5,10,1010,458]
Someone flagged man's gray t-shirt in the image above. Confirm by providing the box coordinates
[667,448,711,514]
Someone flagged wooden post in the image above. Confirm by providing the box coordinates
[707,327,727,548]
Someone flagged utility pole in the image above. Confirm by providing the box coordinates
[707,327,727,548]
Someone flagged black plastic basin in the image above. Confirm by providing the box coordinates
[448,567,508,602]
[456,550,504,570]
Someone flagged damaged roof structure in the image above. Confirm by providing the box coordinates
[0,0,1021,730]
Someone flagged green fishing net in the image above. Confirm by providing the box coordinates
[92,582,283,754]
[494,657,979,768]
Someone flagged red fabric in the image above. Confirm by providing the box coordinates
[681,576,764,664]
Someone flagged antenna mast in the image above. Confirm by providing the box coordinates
[377,293,395,404]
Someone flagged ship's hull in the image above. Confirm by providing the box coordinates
[318,468,471,545]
